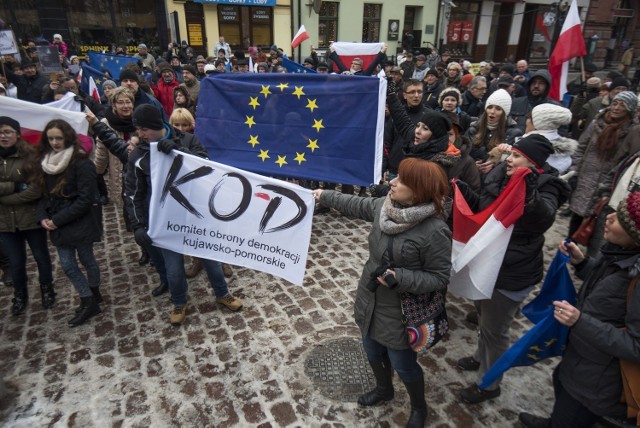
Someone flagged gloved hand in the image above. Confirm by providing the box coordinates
[157,139,179,154]
[455,179,479,212]
[134,227,152,247]
[525,167,540,201]
[14,182,28,193]
[386,79,397,97]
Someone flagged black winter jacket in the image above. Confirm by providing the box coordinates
[558,245,640,418]
[479,163,570,291]
[509,70,561,133]
[6,69,50,104]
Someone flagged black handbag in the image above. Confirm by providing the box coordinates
[387,237,449,352]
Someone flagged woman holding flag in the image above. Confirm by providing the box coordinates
[454,134,570,404]
[519,191,640,427]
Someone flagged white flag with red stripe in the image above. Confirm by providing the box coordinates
[449,168,530,300]
[0,94,91,152]
[88,76,100,102]
[548,0,586,101]
[291,25,310,48]
[331,42,384,73]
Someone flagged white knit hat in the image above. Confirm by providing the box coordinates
[485,89,512,116]
[531,103,572,131]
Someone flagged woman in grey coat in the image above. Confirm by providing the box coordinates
[313,158,452,428]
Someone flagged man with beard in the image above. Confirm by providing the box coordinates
[118,69,166,120]
[180,65,200,105]
[509,70,560,133]
[151,65,180,116]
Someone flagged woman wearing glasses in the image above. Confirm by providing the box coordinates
[0,116,55,316]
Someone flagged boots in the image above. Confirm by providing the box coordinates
[185,257,203,278]
[39,283,56,309]
[357,360,394,406]
[68,295,101,327]
[403,374,427,428]
[75,287,102,313]
[11,285,28,316]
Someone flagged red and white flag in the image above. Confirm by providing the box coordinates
[0,94,91,152]
[88,76,100,102]
[331,42,384,73]
[76,66,83,84]
[548,0,586,101]
[291,25,310,49]
[449,168,530,300]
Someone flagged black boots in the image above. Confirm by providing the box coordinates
[404,373,428,428]
[68,295,101,327]
[11,286,27,316]
[357,360,394,406]
[75,287,102,313]
[39,283,56,309]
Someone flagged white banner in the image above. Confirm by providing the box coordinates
[148,144,314,285]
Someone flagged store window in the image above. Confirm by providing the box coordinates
[250,7,272,47]
[446,2,479,57]
[362,4,382,43]
[529,6,559,60]
[217,6,272,50]
[319,2,339,47]
[218,6,242,47]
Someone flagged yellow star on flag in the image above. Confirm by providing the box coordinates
[248,97,260,110]
[248,135,260,147]
[312,119,325,132]
[294,152,306,165]
[258,150,270,161]
[307,139,319,152]
[306,99,318,112]
[277,82,289,92]
[292,86,305,99]
[245,116,256,128]
[275,155,288,167]
[260,85,272,98]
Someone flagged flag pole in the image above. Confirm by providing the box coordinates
[580,56,585,82]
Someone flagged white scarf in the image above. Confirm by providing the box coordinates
[41,147,74,175]
[524,129,560,141]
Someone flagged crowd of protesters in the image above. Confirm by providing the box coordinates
[1,34,640,428]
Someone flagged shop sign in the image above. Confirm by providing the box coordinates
[219,6,240,22]
[252,8,270,20]
[188,24,204,46]
[194,0,276,6]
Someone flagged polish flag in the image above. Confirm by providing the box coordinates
[448,168,530,300]
[331,42,384,73]
[291,25,310,49]
[76,65,83,84]
[88,76,100,102]
[0,94,92,153]
[548,0,586,101]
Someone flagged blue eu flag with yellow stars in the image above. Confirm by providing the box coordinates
[87,51,138,80]
[196,73,385,185]
[80,64,113,97]
[281,57,317,74]
[479,250,577,389]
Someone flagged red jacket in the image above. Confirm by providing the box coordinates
[152,75,180,116]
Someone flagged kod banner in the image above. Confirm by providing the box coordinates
[148,144,314,285]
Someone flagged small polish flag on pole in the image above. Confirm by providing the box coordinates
[88,76,100,102]
[291,25,310,48]
[548,0,586,101]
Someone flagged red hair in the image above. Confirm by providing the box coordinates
[398,158,450,214]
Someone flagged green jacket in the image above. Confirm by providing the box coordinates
[320,191,452,350]
[0,152,43,232]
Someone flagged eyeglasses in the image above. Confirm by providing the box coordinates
[115,100,133,106]
[0,130,17,136]
[405,90,424,95]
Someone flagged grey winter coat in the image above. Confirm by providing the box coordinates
[319,191,452,349]
[570,111,637,217]
[558,245,640,418]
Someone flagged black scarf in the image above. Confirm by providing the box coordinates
[104,108,136,133]
[404,133,450,161]
[0,145,18,158]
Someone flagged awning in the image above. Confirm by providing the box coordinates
[193,0,276,5]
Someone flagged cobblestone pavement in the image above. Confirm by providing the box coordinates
[0,200,572,427]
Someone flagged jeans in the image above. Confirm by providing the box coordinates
[362,335,422,383]
[157,247,189,306]
[202,259,229,298]
[56,243,100,298]
[0,229,53,296]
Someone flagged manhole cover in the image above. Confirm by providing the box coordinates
[304,337,375,402]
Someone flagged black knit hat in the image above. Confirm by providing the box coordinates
[511,134,554,168]
[132,105,164,130]
[610,77,631,92]
[119,69,139,82]
[425,68,439,78]
[500,63,515,75]
[419,111,451,140]
[438,87,462,106]
[182,64,197,76]
[0,116,20,134]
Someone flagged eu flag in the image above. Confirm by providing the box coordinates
[87,51,138,80]
[80,64,113,97]
[281,57,317,74]
[479,250,577,389]
[196,73,385,185]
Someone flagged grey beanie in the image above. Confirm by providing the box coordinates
[102,80,117,89]
[612,91,638,113]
